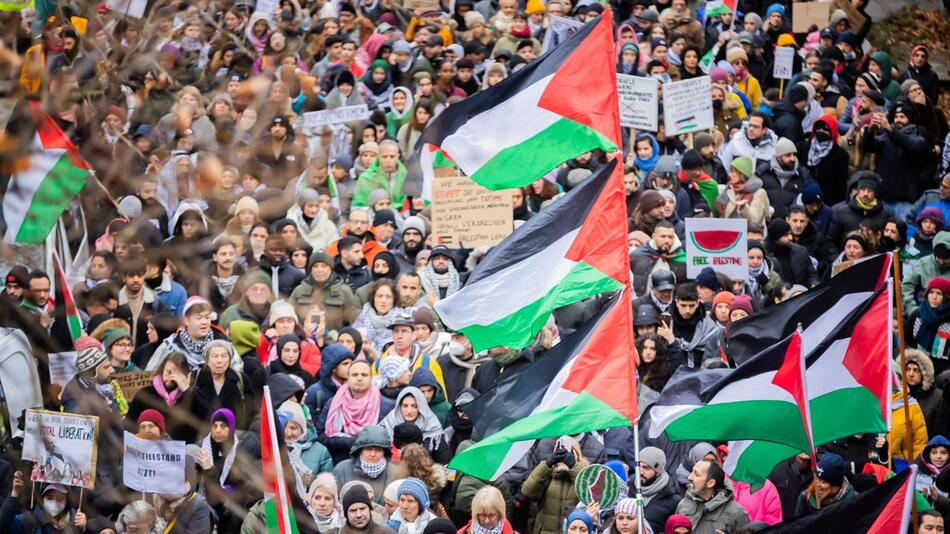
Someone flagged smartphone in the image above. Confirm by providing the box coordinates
[660,312,673,326]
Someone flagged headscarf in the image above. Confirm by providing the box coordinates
[388,87,414,119]
[200,408,239,488]
[381,387,445,451]
[565,510,595,534]
[338,327,364,357]
[362,59,393,96]
[323,364,382,437]
[634,134,661,176]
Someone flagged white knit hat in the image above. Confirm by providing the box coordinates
[268,300,297,325]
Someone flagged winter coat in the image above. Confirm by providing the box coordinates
[888,390,929,462]
[862,122,930,203]
[767,457,813,520]
[794,479,855,516]
[797,138,849,208]
[902,232,950,315]
[719,125,778,172]
[908,190,950,231]
[290,274,362,332]
[630,238,688,297]
[409,368,452,426]
[870,51,902,102]
[298,424,335,475]
[304,343,352,425]
[316,390,395,464]
[716,179,771,229]
[898,57,940,103]
[353,158,409,208]
[522,461,585,534]
[334,259,373,293]
[907,350,947,438]
[916,435,950,490]
[828,196,890,247]
[60,375,124,495]
[759,160,809,219]
[732,479,782,525]
[770,100,806,144]
[127,381,211,444]
[331,425,403,504]
[287,204,340,251]
[194,367,250,429]
[642,475,681,533]
[766,240,819,287]
[675,485,750,534]
[258,256,306,298]
[471,348,537,394]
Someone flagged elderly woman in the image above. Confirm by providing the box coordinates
[459,486,515,534]
[153,86,218,151]
[715,156,769,229]
[308,473,343,533]
[194,340,249,428]
[115,501,159,534]
[385,477,437,534]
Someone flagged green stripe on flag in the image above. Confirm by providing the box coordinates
[664,400,813,450]
[16,153,86,243]
[459,261,623,352]
[468,118,616,190]
[450,392,631,480]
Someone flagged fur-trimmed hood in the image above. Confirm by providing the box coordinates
[906,348,935,391]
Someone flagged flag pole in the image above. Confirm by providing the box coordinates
[633,422,644,534]
[892,250,919,532]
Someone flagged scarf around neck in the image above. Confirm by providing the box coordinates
[176,329,214,368]
[201,433,238,488]
[324,385,382,437]
[807,138,833,167]
[152,374,184,406]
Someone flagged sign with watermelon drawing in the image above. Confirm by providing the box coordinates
[685,218,748,280]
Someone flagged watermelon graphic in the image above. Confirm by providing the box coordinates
[690,230,743,254]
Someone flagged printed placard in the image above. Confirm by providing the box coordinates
[303,105,370,129]
[685,218,748,280]
[617,74,658,131]
[662,76,714,136]
[48,351,77,388]
[23,410,98,489]
[431,176,513,248]
[123,432,187,494]
[773,47,795,80]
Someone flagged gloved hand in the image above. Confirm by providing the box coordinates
[562,451,577,468]
[547,448,567,467]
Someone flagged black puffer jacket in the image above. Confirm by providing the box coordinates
[861,104,931,202]
[828,193,890,246]
[767,240,819,287]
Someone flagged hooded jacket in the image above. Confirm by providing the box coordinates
[869,51,901,102]
[675,484,750,534]
[888,389,929,462]
[353,158,408,208]
[902,232,950,316]
[409,368,452,426]
[798,115,849,206]
[719,124,778,172]
[861,98,930,202]
[331,425,402,504]
[907,349,947,437]
[304,343,354,423]
[760,158,809,220]
[770,98,806,144]
[916,434,950,489]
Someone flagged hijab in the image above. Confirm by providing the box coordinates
[361,59,393,96]
[381,386,445,451]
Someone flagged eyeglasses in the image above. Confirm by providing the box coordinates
[113,341,134,348]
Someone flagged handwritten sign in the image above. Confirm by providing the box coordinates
[541,16,584,53]
[123,432,186,494]
[617,74,658,131]
[662,76,714,136]
[106,0,147,18]
[792,1,831,33]
[773,47,795,80]
[255,0,278,18]
[23,410,98,489]
[685,218,748,280]
[405,0,440,11]
[303,105,370,129]
[114,371,154,402]
[832,0,867,34]
[431,176,513,248]
[48,352,77,388]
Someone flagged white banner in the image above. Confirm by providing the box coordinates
[23,410,98,489]
[685,218,749,280]
[106,0,147,18]
[303,105,370,129]
[617,75,658,131]
[773,47,795,80]
[48,351,77,389]
[123,432,187,494]
[662,76,714,136]
[541,16,584,53]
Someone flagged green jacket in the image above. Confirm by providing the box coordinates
[289,274,361,332]
[298,425,335,475]
[352,158,408,207]
[522,461,584,534]
[675,485,750,534]
[870,51,901,103]
[903,232,950,316]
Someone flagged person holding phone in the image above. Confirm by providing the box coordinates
[523,437,588,534]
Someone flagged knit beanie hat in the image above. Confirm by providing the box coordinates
[393,422,424,448]
[268,299,297,325]
[615,497,639,517]
[309,250,334,271]
[681,149,704,171]
[102,327,132,350]
[403,215,427,237]
[665,515,693,533]
[927,277,950,296]
[526,0,544,15]
[776,33,796,47]
[566,509,594,534]
[766,3,785,18]
[384,479,404,503]
[859,72,881,92]
[695,267,720,292]
[118,196,143,219]
[801,180,823,204]
[731,156,754,179]
[693,132,715,152]
[367,189,390,208]
[343,484,373,513]
[138,409,166,433]
[423,519,458,534]
[786,84,809,105]
[844,233,869,253]
[640,446,667,475]
[817,452,845,486]
[729,294,754,316]
[242,269,273,290]
[774,137,797,157]
[638,190,665,213]
[235,195,260,216]
[654,155,678,178]
[726,46,748,65]
[298,188,321,207]
[710,67,730,84]
[75,335,107,373]
[768,218,793,240]
[713,291,735,309]
[278,400,306,431]
[603,459,628,482]
[412,307,436,331]
[917,207,946,229]
[399,477,430,509]
[464,10,485,27]
[229,320,261,356]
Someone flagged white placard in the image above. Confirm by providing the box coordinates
[662,76,714,136]
[123,432,187,494]
[773,47,795,80]
[23,410,98,489]
[541,16,584,53]
[617,74,658,131]
[48,351,77,388]
[303,105,370,129]
[685,218,749,280]
[106,0,147,18]
[255,0,278,18]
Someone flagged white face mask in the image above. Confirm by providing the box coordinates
[43,498,66,517]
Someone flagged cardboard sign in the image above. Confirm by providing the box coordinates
[106,0,147,18]
[685,218,748,280]
[123,432,187,494]
[23,410,98,489]
[431,176,512,248]
[617,74,658,131]
[405,0,440,11]
[303,105,370,129]
[832,0,867,34]
[792,1,831,33]
[48,351,77,389]
[575,464,624,508]
[662,76,714,136]
[114,371,154,402]
[772,46,795,80]
[541,16,584,53]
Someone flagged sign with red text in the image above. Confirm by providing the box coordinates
[23,410,98,489]
[431,176,513,248]
[685,218,748,280]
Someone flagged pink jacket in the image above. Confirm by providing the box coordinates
[730,478,783,525]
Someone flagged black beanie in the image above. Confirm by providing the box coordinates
[343,485,372,514]
[681,149,704,171]
[424,518,458,534]
[768,219,792,241]
[787,83,809,104]
[393,422,424,448]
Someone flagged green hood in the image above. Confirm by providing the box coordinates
[870,52,893,86]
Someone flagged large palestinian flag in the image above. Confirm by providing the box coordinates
[415,12,621,190]
[450,290,637,481]
[759,466,916,534]
[650,331,814,454]
[724,285,893,489]
[261,386,300,534]
[435,160,629,352]
[727,253,890,364]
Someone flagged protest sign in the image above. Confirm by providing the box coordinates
[832,0,867,34]
[685,218,748,280]
[792,1,831,33]
[114,371,154,402]
[123,432,187,494]
[405,0,440,11]
[662,76,714,136]
[575,465,623,508]
[23,410,98,489]
[48,351,77,388]
[255,0,278,17]
[617,74,658,131]
[106,0,147,18]
[303,105,370,129]
[431,176,512,248]
[772,47,795,80]
[541,16,584,53]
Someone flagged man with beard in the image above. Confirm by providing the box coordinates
[47,29,94,80]
[633,270,676,318]
[259,234,306,298]
[335,236,372,291]
[20,271,52,328]
[630,221,687,297]
[2,266,28,305]
[787,206,836,276]
[809,64,848,119]
[419,246,461,302]
[760,138,809,219]
[344,208,374,242]
[255,116,305,189]
[624,167,641,219]
[290,251,361,332]
[393,216,429,273]
[766,219,819,288]
[639,447,680,533]
[693,132,727,184]
[338,484,397,534]
[115,257,169,347]
[397,273,425,312]
[676,459,750,533]
[658,283,720,370]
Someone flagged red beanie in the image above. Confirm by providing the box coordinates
[729,294,754,316]
[928,277,950,296]
[138,409,166,434]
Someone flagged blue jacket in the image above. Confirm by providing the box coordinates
[156,275,188,317]
[305,343,354,426]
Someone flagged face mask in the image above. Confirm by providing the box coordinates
[43,499,65,517]
[814,131,832,142]
[713,100,723,110]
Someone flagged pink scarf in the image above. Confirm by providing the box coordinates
[152,375,184,406]
[323,384,381,438]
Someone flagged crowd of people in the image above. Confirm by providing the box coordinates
[0,0,949,532]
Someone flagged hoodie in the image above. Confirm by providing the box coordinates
[916,434,950,489]
[869,51,901,102]
[409,367,452,426]
[385,87,414,137]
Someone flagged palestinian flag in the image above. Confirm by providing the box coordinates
[435,160,629,352]
[2,101,89,243]
[724,285,892,489]
[450,290,637,481]
[650,331,814,454]
[261,385,300,534]
[403,143,456,203]
[727,253,890,365]
[416,12,620,190]
[682,173,720,215]
[705,0,737,18]
[759,466,916,533]
[50,251,82,342]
